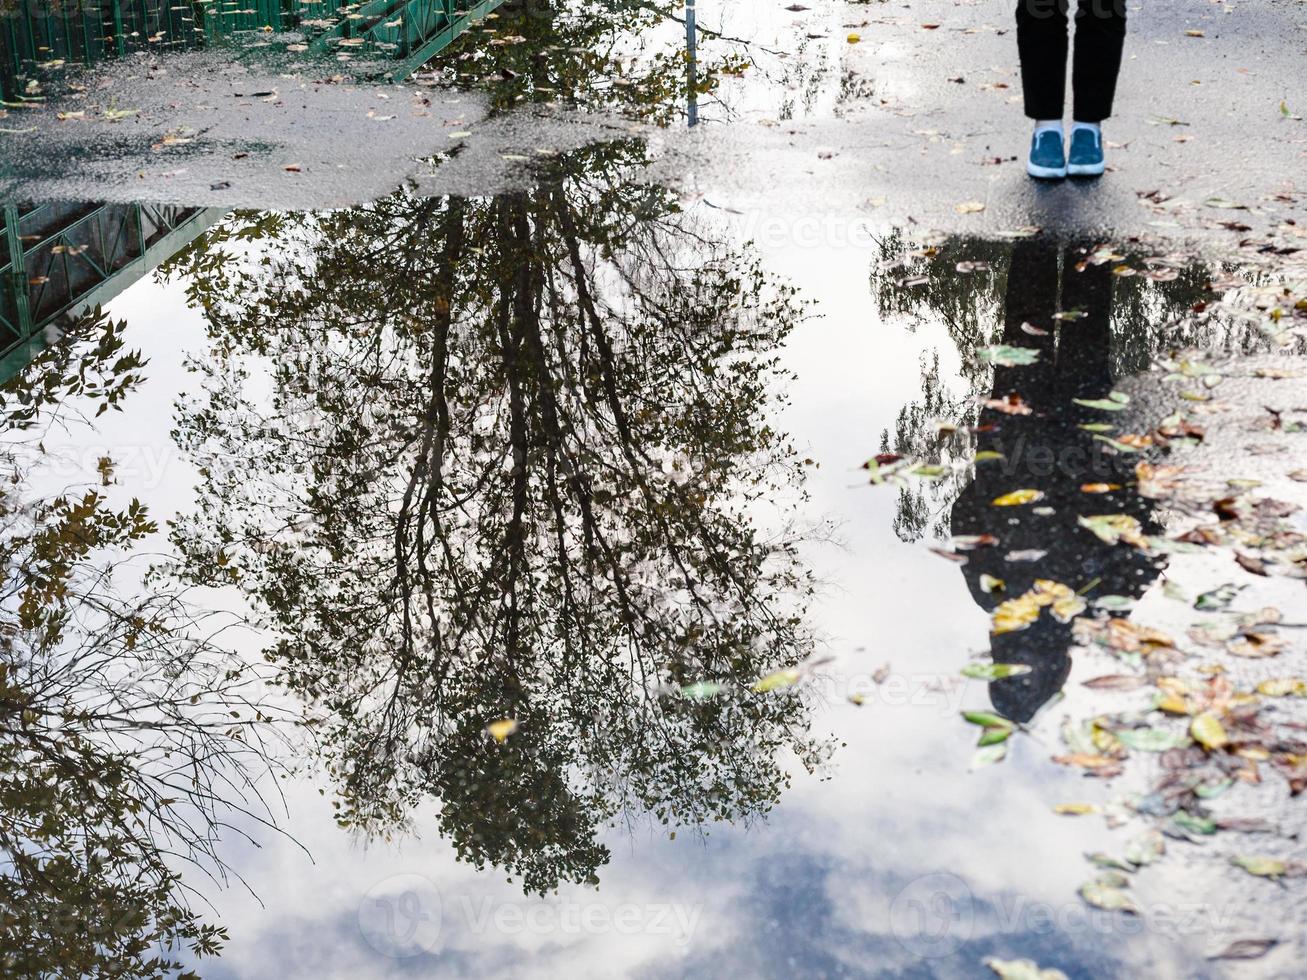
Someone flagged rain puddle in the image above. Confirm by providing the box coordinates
[3,3,1307,979]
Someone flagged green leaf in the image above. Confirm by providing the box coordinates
[1079,880,1139,914]
[978,344,1041,367]
[971,742,1008,768]
[1085,852,1134,872]
[1170,810,1217,835]
[1093,435,1140,453]
[1116,727,1191,752]
[961,662,1033,680]
[1073,391,1130,411]
[1231,856,1286,878]
[962,710,1015,730]
[1195,583,1242,611]
[1124,830,1165,866]
[680,680,724,700]
[977,727,1012,747]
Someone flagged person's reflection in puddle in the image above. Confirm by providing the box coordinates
[951,238,1163,723]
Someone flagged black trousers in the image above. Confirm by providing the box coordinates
[1016,0,1127,122]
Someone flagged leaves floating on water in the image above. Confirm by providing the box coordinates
[1195,583,1243,611]
[992,488,1043,506]
[1073,392,1131,411]
[1123,830,1165,867]
[961,662,1031,680]
[1079,878,1138,914]
[1078,514,1145,547]
[1190,711,1229,750]
[1116,727,1191,752]
[680,681,725,700]
[1052,803,1098,816]
[1230,855,1297,879]
[962,710,1014,730]
[1256,677,1307,697]
[971,743,1008,768]
[1082,674,1148,692]
[1207,938,1278,961]
[978,344,1040,367]
[992,580,1084,634]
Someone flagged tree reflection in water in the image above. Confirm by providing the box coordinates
[0,312,284,977]
[164,142,827,894]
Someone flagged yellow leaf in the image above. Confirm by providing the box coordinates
[1051,595,1088,623]
[485,718,519,743]
[1256,677,1307,697]
[992,488,1043,506]
[1156,694,1192,715]
[1191,711,1228,750]
[753,668,801,693]
[1053,803,1099,815]
[992,592,1042,634]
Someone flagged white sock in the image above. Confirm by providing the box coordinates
[1072,121,1102,139]
[1034,119,1063,136]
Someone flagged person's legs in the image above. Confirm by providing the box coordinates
[1017,0,1071,120]
[1071,0,1127,123]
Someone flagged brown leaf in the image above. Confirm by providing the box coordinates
[1235,552,1268,576]
[1207,939,1277,961]
[1082,674,1149,692]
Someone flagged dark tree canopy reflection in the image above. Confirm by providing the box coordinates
[165,143,823,893]
[442,0,747,122]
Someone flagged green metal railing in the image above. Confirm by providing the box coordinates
[0,201,223,382]
[1,0,503,97]
[305,0,501,75]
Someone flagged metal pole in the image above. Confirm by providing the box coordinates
[685,0,697,127]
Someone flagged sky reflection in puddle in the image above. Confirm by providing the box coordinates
[3,161,1269,978]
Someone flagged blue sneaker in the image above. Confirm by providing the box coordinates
[1067,127,1105,177]
[1027,129,1067,179]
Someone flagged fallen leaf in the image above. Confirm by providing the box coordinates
[1082,674,1148,692]
[1207,939,1278,961]
[984,958,1069,980]
[753,668,801,693]
[961,662,1032,680]
[1116,727,1191,752]
[978,344,1040,367]
[971,743,1008,768]
[1073,392,1131,411]
[1191,711,1229,750]
[1079,879,1138,914]
[993,489,1043,506]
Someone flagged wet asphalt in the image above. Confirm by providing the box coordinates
[0,0,1303,245]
